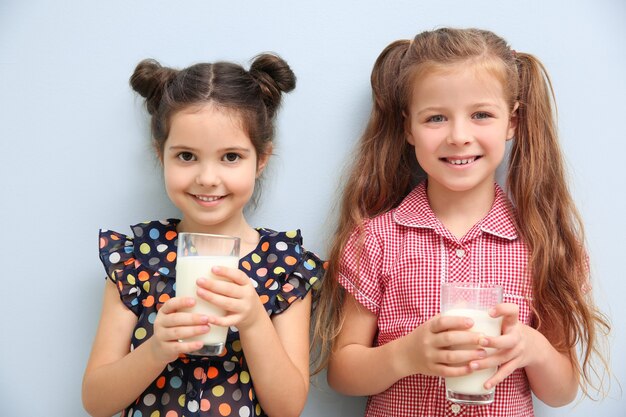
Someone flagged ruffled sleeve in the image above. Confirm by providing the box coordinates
[274,248,325,314]
[247,229,325,315]
[98,229,141,316]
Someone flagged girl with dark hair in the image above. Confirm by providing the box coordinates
[83,54,324,417]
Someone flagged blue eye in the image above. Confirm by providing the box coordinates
[222,152,240,163]
[428,115,446,123]
[473,112,491,120]
[177,152,196,162]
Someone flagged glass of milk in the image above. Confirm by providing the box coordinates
[440,282,503,405]
[176,232,240,356]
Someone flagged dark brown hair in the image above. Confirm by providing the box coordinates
[313,28,610,398]
[129,53,296,161]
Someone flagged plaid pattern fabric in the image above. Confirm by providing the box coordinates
[339,182,535,417]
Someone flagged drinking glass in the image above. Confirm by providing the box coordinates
[176,232,240,356]
[440,282,503,405]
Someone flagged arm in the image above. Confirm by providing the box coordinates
[474,303,578,407]
[327,293,484,396]
[82,280,210,417]
[197,267,311,417]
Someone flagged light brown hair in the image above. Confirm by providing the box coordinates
[313,28,610,397]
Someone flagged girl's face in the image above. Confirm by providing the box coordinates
[162,104,267,235]
[405,64,517,199]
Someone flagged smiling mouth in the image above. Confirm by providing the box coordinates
[442,156,480,165]
[194,194,224,202]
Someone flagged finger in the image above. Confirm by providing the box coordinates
[483,360,518,389]
[436,347,487,366]
[490,303,519,327]
[211,266,249,285]
[434,329,483,349]
[159,296,196,314]
[197,278,241,298]
[196,289,240,313]
[430,315,474,333]
[159,311,210,329]
[161,324,211,342]
[478,333,519,350]
[436,364,474,378]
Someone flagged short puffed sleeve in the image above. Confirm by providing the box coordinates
[98,229,141,316]
[273,248,325,314]
[247,229,325,315]
[337,222,384,315]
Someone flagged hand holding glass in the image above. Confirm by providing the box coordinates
[176,232,240,356]
[440,282,503,405]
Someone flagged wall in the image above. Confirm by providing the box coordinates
[0,0,624,415]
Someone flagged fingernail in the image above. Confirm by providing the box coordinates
[485,382,492,389]
[489,308,496,316]
[477,349,486,358]
[479,338,489,346]
[200,315,209,324]
[197,277,206,285]
[470,362,479,370]
[465,318,474,327]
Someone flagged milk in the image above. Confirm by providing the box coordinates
[175,255,239,345]
[441,308,502,395]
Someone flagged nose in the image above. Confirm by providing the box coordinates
[447,119,473,146]
[195,163,220,187]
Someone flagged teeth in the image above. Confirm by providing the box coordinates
[196,195,221,202]
[448,157,476,165]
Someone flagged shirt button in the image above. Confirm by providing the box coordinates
[451,403,461,414]
[455,248,466,258]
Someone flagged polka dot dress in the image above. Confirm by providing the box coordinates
[98,219,325,417]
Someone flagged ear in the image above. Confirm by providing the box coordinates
[403,111,416,145]
[506,102,519,141]
[256,144,273,177]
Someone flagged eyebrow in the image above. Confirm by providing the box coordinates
[167,145,253,154]
[415,102,501,115]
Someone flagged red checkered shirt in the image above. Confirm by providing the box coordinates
[339,182,535,417]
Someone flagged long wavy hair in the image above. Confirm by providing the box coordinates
[312,28,610,397]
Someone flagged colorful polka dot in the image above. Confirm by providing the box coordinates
[135,327,147,340]
[219,403,232,416]
[240,371,250,384]
[140,243,151,254]
[187,400,199,412]
[169,376,182,389]
[200,398,211,411]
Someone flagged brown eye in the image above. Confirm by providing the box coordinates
[222,152,240,163]
[177,152,195,162]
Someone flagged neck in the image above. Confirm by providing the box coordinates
[426,180,496,239]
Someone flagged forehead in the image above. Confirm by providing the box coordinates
[409,61,508,106]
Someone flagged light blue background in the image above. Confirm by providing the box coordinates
[1,1,624,416]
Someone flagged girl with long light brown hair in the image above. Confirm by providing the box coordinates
[313,27,610,416]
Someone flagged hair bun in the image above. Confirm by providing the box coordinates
[249,53,296,118]
[129,59,178,115]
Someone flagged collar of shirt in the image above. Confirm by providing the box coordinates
[392,181,519,243]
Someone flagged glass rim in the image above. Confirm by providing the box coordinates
[177,231,240,242]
